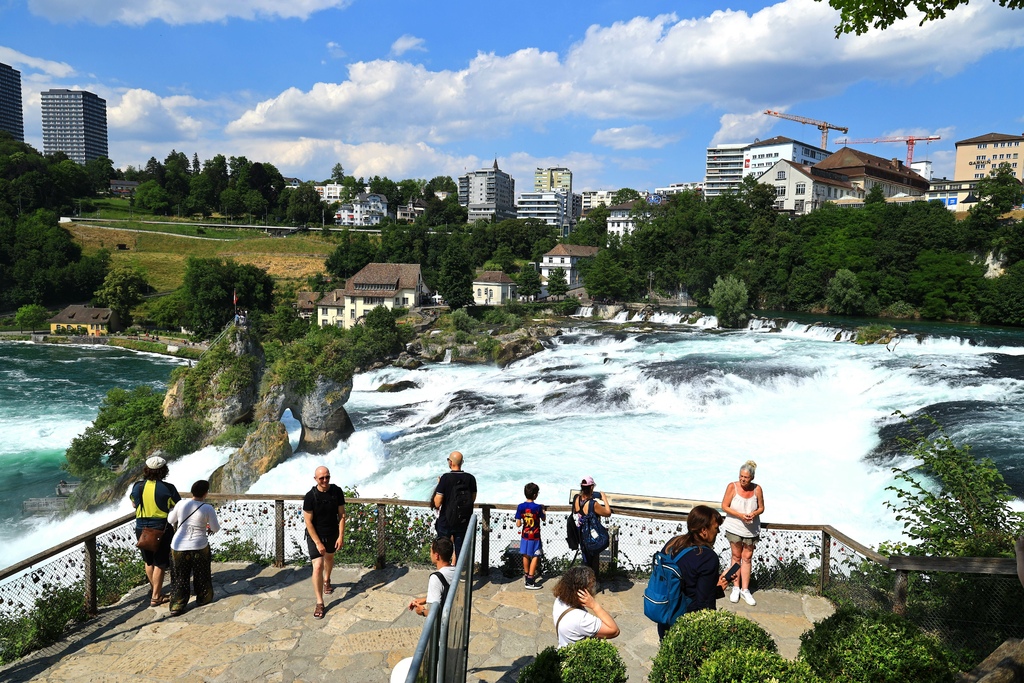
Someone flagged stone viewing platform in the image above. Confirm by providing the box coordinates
[0,562,833,683]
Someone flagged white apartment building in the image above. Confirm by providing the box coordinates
[315,184,345,202]
[458,159,517,222]
[534,167,573,194]
[335,192,388,227]
[655,182,704,196]
[607,202,639,237]
[704,143,749,197]
[473,271,518,306]
[756,159,863,214]
[580,190,616,213]
[517,190,572,237]
[743,137,829,180]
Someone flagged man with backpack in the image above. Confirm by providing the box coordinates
[432,451,477,559]
[408,537,457,616]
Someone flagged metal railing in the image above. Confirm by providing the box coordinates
[407,514,476,683]
[2,495,1022,663]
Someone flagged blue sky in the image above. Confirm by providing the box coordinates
[2,0,1023,192]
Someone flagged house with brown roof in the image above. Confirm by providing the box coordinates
[814,147,929,198]
[540,243,599,290]
[472,271,518,306]
[296,291,319,319]
[48,305,121,336]
[316,263,427,329]
[756,159,863,214]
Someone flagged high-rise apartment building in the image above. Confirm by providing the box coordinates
[517,190,572,236]
[704,143,749,197]
[0,63,24,142]
[458,159,516,222]
[534,167,572,194]
[953,132,1024,183]
[705,137,828,197]
[41,89,108,164]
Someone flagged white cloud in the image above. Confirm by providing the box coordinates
[226,0,1024,152]
[108,89,203,141]
[0,46,75,78]
[27,0,353,25]
[592,125,679,150]
[711,111,781,146]
[326,42,346,59]
[390,35,426,57]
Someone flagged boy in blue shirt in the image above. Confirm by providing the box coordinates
[515,482,546,590]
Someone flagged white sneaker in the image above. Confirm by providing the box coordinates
[740,589,756,606]
[730,586,740,603]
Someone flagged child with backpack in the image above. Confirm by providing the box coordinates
[516,483,546,590]
[643,505,729,640]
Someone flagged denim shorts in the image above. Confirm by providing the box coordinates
[725,531,758,546]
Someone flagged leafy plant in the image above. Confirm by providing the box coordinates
[517,646,563,683]
[649,609,776,682]
[212,537,273,564]
[96,546,148,605]
[854,323,895,345]
[516,640,627,683]
[709,275,749,328]
[692,647,823,683]
[799,607,958,683]
[0,586,86,665]
[334,488,434,566]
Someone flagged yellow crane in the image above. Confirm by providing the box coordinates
[763,110,849,150]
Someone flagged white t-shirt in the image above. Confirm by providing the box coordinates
[167,499,220,552]
[552,597,601,648]
[426,565,458,605]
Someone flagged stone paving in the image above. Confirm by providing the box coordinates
[0,563,834,683]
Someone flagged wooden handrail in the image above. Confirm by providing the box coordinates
[0,512,134,582]
[888,555,1018,575]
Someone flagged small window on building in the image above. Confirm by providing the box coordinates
[776,186,786,197]
[795,183,806,195]
[776,170,786,180]
[794,200,805,212]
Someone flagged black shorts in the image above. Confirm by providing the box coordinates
[136,523,173,569]
[306,531,338,560]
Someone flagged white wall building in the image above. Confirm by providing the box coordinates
[655,182,704,196]
[540,244,599,289]
[517,190,572,236]
[743,136,829,180]
[315,184,345,202]
[473,271,518,305]
[459,159,517,222]
[335,192,388,226]
[580,190,616,213]
[607,202,639,237]
[318,263,428,329]
[756,159,863,214]
[704,143,749,197]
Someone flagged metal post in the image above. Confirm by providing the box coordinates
[893,569,908,615]
[609,525,620,572]
[274,499,285,567]
[376,503,387,570]
[84,536,98,616]
[819,530,832,594]
[480,506,491,571]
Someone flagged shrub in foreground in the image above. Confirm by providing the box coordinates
[692,647,823,683]
[517,640,627,683]
[799,607,958,683]
[649,609,776,682]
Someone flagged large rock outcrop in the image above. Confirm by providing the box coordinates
[209,422,293,494]
[255,377,355,455]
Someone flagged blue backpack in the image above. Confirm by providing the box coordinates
[577,497,609,555]
[643,546,696,625]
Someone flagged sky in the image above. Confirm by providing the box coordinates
[2,0,1024,192]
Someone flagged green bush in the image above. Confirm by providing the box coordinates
[211,422,255,448]
[334,488,434,566]
[0,585,86,665]
[799,607,958,683]
[881,300,917,319]
[516,641,627,683]
[692,647,823,683]
[709,275,749,328]
[855,323,895,345]
[553,296,581,316]
[212,536,273,564]
[650,609,776,682]
[96,546,148,605]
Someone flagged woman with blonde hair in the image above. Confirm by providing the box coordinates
[721,460,765,606]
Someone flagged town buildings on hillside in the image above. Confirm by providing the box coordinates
[607,202,640,237]
[41,89,108,165]
[0,62,24,142]
[315,263,428,329]
[336,192,388,227]
[756,159,863,214]
[705,137,828,197]
[459,160,516,223]
[812,147,929,197]
[517,190,573,236]
[48,305,121,336]
[540,244,599,289]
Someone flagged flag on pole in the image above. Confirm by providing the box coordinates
[233,289,238,306]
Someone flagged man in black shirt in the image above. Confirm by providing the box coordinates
[432,451,477,560]
[303,465,346,619]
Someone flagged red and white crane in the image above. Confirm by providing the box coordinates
[833,135,941,167]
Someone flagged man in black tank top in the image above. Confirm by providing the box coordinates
[303,466,346,619]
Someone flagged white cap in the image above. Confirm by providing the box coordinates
[146,455,167,469]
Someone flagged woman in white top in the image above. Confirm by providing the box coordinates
[551,565,619,648]
[166,479,220,616]
[721,460,764,607]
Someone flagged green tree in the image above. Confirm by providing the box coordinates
[266,303,309,344]
[220,188,244,219]
[611,188,641,205]
[285,183,326,226]
[547,267,568,300]
[826,268,866,315]
[84,157,116,195]
[436,240,474,309]
[583,249,629,301]
[709,274,749,328]
[516,266,542,299]
[883,412,1023,557]
[134,180,170,215]
[865,183,887,205]
[64,386,166,476]
[244,189,268,224]
[818,0,1024,36]
[180,257,274,338]
[325,229,377,280]
[94,265,149,326]
[489,245,517,273]
[330,163,345,184]
[14,303,49,331]
[566,204,609,247]
[975,163,1024,213]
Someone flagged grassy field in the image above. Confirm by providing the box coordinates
[69,222,337,291]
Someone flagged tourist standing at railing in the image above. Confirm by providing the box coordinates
[572,476,612,583]
[516,482,546,590]
[167,479,220,616]
[721,460,765,607]
[303,466,346,620]
[432,451,477,560]
[407,536,457,616]
[655,505,729,640]
[129,455,181,607]
[551,565,619,648]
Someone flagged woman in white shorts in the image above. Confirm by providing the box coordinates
[721,460,765,606]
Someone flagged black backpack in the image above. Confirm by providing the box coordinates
[566,495,581,551]
[444,474,474,529]
[431,571,451,606]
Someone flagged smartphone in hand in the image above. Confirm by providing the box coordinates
[724,562,741,582]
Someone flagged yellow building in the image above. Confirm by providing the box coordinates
[316,263,428,329]
[954,132,1024,183]
[48,305,121,336]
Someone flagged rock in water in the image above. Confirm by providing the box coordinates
[295,377,354,453]
[209,422,293,494]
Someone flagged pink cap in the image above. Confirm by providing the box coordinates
[581,476,595,487]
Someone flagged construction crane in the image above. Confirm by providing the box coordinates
[832,135,941,167]
[763,110,848,150]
